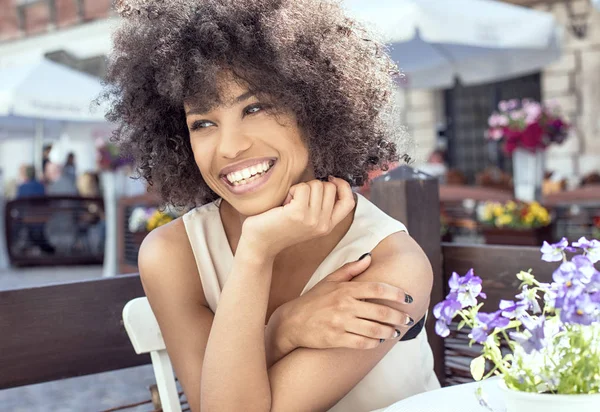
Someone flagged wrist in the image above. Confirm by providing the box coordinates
[266,305,297,367]
[238,232,279,261]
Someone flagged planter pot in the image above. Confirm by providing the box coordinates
[512,148,544,202]
[499,380,600,412]
[482,224,552,246]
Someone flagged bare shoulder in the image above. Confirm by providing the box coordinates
[356,231,434,320]
[138,216,207,307]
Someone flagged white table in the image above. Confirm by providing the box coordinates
[380,377,505,412]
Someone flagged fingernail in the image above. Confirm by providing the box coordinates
[393,329,401,339]
[406,316,415,326]
[358,252,371,261]
[404,293,413,304]
[379,338,385,343]
[328,175,334,182]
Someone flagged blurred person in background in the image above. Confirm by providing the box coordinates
[42,144,53,183]
[46,162,78,196]
[16,165,45,198]
[63,152,77,185]
[77,172,105,255]
[418,149,448,183]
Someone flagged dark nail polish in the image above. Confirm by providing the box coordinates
[406,317,415,326]
[394,329,401,339]
[358,252,371,261]
[404,293,413,304]
[379,338,385,343]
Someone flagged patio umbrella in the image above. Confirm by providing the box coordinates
[343,0,563,89]
[0,58,107,176]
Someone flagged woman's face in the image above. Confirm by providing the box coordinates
[184,77,313,216]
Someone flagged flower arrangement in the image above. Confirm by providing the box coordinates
[433,237,600,395]
[486,99,570,155]
[479,200,551,229]
[96,138,133,171]
[129,207,179,233]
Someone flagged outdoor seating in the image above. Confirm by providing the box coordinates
[4,196,104,266]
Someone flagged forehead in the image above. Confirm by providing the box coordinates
[183,74,251,114]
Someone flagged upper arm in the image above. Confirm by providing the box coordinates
[137,218,214,412]
[267,231,433,412]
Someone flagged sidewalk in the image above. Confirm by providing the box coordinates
[0,265,160,412]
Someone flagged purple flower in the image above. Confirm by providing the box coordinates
[540,238,572,262]
[469,311,510,343]
[433,297,462,337]
[516,285,542,314]
[510,316,547,354]
[560,293,598,326]
[572,237,600,263]
[499,299,528,319]
[448,269,486,308]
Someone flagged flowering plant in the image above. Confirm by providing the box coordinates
[433,237,600,394]
[593,216,600,240]
[478,200,551,229]
[96,138,133,171]
[486,99,570,155]
[129,207,179,233]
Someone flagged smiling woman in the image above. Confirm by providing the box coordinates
[102,1,438,411]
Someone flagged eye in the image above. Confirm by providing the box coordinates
[189,120,214,131]
[244,103,268,116]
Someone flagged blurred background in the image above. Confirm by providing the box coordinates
[1,0,600,410]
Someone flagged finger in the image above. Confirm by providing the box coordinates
[322,253,371,283]
[340,333,382,350]
[328,176,355,225]
[348,281,413,305]
[353,300,414,328]
[307,180,324,220]
[321,181,336,216]
[287,183,310,209]
[345,318,398,340]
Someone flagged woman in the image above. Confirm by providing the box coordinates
[105,1,440,411]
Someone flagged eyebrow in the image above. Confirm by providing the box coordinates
[185,91,256,116]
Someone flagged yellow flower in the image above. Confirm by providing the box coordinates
[506,201,517,211]
[496,214,513,227]
[493,204,504,217]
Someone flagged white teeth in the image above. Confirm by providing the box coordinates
[225,160,273,185]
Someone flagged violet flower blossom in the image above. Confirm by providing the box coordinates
[509,316,547,354]
[433,296,462,338]
[470,311,510,344]
[448,269,486,308]
[572,237,600,263]
[540,237,573,262]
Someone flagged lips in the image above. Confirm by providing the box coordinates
[220,159,277,195]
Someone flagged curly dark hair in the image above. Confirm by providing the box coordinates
[103,0,409,207]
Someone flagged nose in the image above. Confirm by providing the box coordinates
[217,125,252,159]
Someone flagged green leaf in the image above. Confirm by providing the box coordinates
[471,355,486,381]
[457,320,466,330]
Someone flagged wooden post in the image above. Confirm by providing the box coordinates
[369,166,445,386]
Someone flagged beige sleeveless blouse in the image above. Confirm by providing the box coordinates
[183,193,440,412]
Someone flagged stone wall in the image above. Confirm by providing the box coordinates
[532,0,600,186]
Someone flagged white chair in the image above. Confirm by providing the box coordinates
[122,297,182,412]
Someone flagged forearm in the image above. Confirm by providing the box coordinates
[265,306,296,368]
[200,242,274,412]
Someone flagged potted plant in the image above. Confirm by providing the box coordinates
[478,200,553,246]
[128,206,179,245]
[433,237,600,412]
[486,99,570,202]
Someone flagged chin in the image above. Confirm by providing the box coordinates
[227,193,286,217]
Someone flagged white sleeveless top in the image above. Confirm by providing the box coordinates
[183,193,440,412]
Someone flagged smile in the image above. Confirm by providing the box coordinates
[220,159,277,195]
